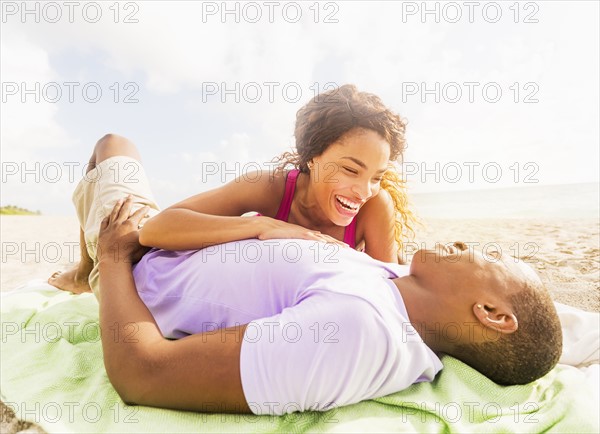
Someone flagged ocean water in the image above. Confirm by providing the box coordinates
[410,183,599,219]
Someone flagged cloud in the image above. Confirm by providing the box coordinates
[0,33,81,214]
[0,35,75,161]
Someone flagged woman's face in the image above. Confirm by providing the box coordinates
[310,128,391,226]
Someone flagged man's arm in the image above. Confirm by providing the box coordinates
[98,196,251,413]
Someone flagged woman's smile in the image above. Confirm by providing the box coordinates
[332,193,361,222]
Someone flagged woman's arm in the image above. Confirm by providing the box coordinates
[139,171,345,250]
[98,196,251,413]
[139,171,272,249]
[358,189,399,263]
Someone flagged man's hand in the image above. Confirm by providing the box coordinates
[98,195,151,265]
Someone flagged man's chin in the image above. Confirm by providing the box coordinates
[411,249,432,264]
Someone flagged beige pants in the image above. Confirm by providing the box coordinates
[72,156,160,298]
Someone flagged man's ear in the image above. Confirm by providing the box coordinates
[472,303,518,334]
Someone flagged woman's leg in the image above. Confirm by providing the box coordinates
[48,134,143,293]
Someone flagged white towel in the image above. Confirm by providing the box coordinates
[555,302,600,367]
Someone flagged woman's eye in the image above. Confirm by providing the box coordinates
[343,166,358,175]
[373,177,383,183]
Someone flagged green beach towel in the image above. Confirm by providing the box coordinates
[1,281,598,433]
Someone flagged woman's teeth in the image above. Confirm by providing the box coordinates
[336,195,359,211]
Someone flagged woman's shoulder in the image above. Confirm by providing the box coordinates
[357,189,395,224]
[354,189,397,258]
[250,168,289,193]
[240,168,290,215]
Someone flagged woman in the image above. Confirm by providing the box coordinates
[49,84,415,294]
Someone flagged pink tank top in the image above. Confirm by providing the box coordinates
[275,169,357,248]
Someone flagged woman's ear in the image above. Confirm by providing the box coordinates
[472,302,518,334]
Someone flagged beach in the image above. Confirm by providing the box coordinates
[1,215,598,312]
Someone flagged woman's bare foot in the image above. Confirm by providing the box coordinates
[48,265,92,294]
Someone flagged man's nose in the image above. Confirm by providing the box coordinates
[434,242,467,254]
[453,241,468,251]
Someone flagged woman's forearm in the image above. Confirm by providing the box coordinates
[139,209,263,250]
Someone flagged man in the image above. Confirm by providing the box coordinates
[98,195,562,416]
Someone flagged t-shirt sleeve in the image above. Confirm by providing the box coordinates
[239,293,394,415]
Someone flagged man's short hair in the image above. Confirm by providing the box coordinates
[457,279,562,385]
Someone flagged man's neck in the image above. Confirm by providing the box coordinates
[392,276,455,354]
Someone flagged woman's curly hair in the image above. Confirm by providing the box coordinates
[274,84,416,251]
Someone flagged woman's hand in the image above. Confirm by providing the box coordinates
[256,216,349,248]
[98,195,151,265]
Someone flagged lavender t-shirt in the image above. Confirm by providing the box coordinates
[132,239,443,415]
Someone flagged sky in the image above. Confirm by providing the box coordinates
[1,0,599,215]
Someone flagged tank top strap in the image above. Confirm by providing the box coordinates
[343,217,357,249]
[274,169,300,222]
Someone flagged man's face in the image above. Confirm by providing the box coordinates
[409,243,540,302]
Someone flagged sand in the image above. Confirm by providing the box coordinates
[1,216,81,293]
[1,215,598,311]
